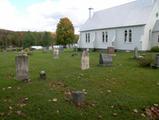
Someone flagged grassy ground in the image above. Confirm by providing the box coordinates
[0,50,159,120]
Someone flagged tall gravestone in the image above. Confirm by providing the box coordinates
[16,54,29,81]
[81,49,90,70]
[53,48,59,59]
[134,47,139,59]
[99,53,112,66]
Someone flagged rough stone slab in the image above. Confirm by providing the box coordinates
[16,55,29,81]
[81,50,90,70]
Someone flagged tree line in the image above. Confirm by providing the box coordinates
[0,17,79,50]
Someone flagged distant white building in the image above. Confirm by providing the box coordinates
[78,0,159,50]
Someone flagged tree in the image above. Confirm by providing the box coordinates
[56,17,75,46]
[41,32,52,47]
[23,31,35,49]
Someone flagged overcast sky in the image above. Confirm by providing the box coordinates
[0,0,135,33]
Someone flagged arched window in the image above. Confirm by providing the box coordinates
[85,33,87,43]
[105,32,108,42]
[88,33,90,43]
[129,30,132,42]
[124,30,127,42]
[102,32,105,42]
[158,35,159,43]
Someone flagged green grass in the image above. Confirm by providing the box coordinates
[0,50,159,120]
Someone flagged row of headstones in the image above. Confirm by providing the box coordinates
[16,47,115,81]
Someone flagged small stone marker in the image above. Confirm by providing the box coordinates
[134,47,139,59]
[71,91,85,106]
[99,53,112,66]
[16,54,29,81]
[40,70,46,80]
[53,48,59,59]
[81,49,90,70]
[107,47,115,54]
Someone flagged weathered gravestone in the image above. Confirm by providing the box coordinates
[40,70,46,80]
[71,91,85,107]
[81,50,90,70]
[152,54,159,68]
[16,54,29,81]
[134,47,139,59]
[53,48,59,59]
[107,47,115,54]
[156,54,159,68]
[43,47,48,53]
[99,53,112,66]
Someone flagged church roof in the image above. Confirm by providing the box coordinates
[80,1,154,32]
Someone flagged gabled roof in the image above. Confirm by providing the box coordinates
[80,1,154,32]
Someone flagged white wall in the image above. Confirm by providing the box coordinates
[142,0,159,50]
[152,32,159,46]
[79,25,145,50]
[115,26,145,50]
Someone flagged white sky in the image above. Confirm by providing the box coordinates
[0,0,135,33]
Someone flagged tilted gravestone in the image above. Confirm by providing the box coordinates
[71,91,85,106]
[16,54,29,81]
[81,50,90,70]
[53,48,59,59]
[99,53,112,66]
[107,47,115,54]
[134,47,139,59]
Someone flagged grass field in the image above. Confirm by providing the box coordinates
[0,50,159,120]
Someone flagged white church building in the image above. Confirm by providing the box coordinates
[78,0,159,50]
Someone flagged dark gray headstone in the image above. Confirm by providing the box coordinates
[156,54,159,68]
[71,91,85,106]
[99,53,112,66]
[40,71,46,80]
[16,54,29,81]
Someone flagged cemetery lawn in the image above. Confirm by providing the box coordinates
[0,50,159,120]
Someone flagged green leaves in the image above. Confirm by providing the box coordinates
[56,17,75,46]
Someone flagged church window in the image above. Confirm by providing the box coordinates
[129,30,132,42]
[156,12,158,18]
[85,33,87,43]
[124,30,127,42]
[105,32,108,42]
[102,32,105,42]
[88,33,90,43]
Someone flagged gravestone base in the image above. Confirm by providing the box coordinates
[16,54,29,81]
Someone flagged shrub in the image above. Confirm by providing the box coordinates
[24,48,32,55]
[137,54,154,67]
[150,46,159,52]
